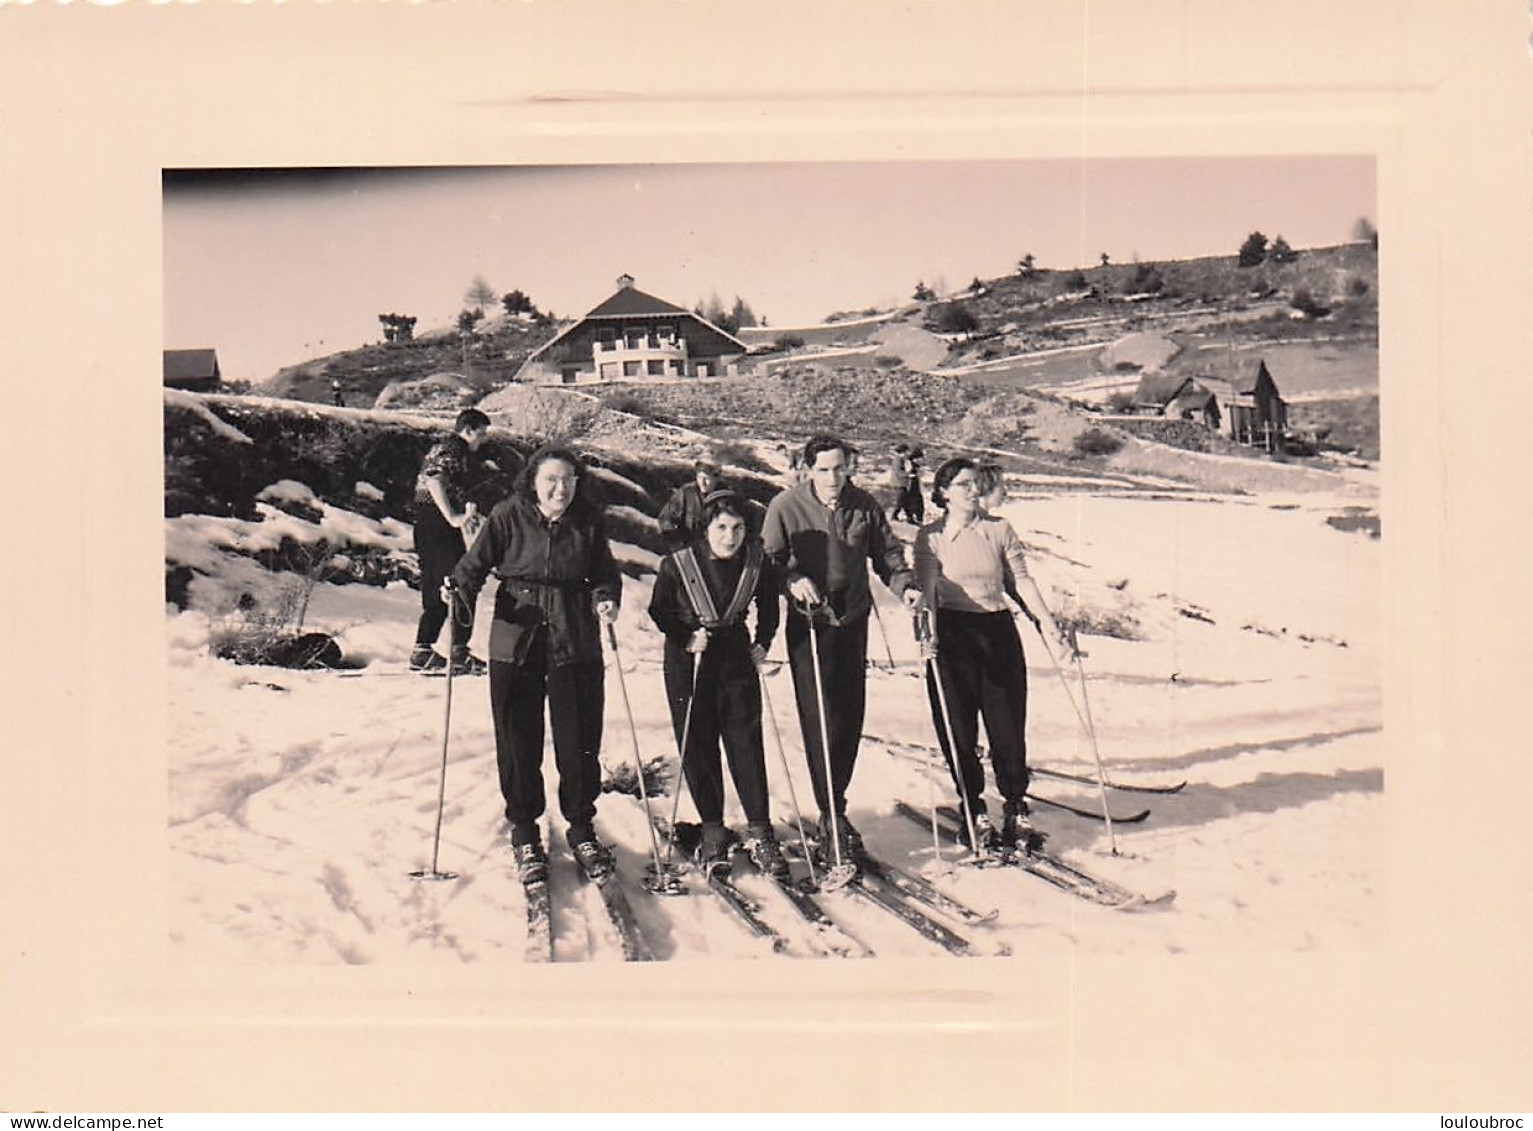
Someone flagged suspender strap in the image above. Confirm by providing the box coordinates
[672,544,762,629]
[672,547,720,627]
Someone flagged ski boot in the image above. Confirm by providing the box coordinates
[814,814,862,890]
[743,823,791,883]
[449,646,488,676]
[511,840,548,885]
[969,811,999,854]
[1002,802,1046,858]
[568,827,616,883]
[409,645,447,673]
[694,822,738,874]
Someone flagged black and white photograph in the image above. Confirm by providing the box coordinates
[161,158,1382,963]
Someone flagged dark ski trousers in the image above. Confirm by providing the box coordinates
[785,613,869,818]
[413,506,472,651]
[663,645,770,825]
[488,635,604,844]
[924,608,1029,817]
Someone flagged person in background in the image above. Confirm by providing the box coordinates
[901,445,927,524]
[447,446,623,884]
[975,461,1008,515]
[658,459,722,552]
[761,434,922,863]
[411,408,490,675]
[912,457,1072,854]
[887,443,913,521]
[774,442,806,488]
[974,460,1041,633]
[647,491,789,880]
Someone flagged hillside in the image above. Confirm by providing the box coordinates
[257,242,1376,420]
[257,313,560,409]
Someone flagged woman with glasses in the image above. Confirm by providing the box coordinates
[912,457,1072,853]
[448,446,622,884]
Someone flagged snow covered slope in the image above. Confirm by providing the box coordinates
[167,475,1382,963]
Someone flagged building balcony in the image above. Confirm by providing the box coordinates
[594,336,687,358]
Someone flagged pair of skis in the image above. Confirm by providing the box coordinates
[867,732,1185,823]
[520,851,654,963]
[655,817,999,958]
[653,818,871,958]
[778,832,1005,958]
[892,800,1175,910]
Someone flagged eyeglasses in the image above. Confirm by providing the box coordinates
[946,476,979,491]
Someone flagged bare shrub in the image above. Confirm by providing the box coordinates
[204,543,342,667]
[1052,598,1142,643]
[1072,427,1125,457]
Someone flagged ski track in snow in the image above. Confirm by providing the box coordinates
[168,486,1383,963]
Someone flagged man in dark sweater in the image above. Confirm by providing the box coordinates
[761,434,921,863]
[411,408,491,674]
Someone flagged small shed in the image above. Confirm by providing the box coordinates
[1202,360,1288,450]
[1131,373,1195,413]
[163,349,222,391]
[1131,373,1221,428]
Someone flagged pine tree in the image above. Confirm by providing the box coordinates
[1238,231,1269,267]
[464,275,497,313]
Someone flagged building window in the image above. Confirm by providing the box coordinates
[623,360,640,377]
[600,362,618,380]
[647,360,665,376]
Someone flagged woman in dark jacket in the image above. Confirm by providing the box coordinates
[449,447,622,883]
[647,492,789,880]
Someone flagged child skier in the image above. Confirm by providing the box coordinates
[647,491,790,880]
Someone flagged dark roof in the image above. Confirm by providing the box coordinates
[1170,389,1217,412]
[584,285,689,319]
[163,348,221,383]
[1133,373,1195,405]
[1240,359,1280,397]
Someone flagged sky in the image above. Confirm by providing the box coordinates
[163,156,1375,383]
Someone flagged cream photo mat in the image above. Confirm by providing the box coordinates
[2,0,1529,1113]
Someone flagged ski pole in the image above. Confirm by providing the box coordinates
[868,594,897,672]
[1069,627,1119,856]
[1034,624,1117,855]
[758,662,818,889]
[803,605,854,887]
[909,611,947,865]
[603,620,672,880]
[660,642,705,871]
[918,609,982,857]
[411,584,464,882]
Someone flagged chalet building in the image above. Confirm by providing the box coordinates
[163,348,222,392]
[1202,360,1288,450]
[515,275,750,385]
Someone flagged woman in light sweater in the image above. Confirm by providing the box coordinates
[912,457,1072,852]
